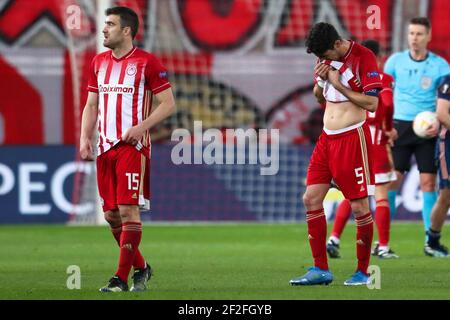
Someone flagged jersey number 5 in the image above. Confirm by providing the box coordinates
[355,167,364,185]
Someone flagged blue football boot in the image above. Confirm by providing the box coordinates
[343,271,369,286]
[290,267,333,286]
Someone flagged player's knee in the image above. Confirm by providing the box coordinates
[350,201,367,215]
[419,172,437,191]
[119,209,132,220]
[118,205,140,221]
[420,180,436,192]
[302,192,320,208]
[104,211,121,227]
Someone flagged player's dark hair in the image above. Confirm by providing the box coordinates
[361,39,380,56]
[409,17,431,31]
[106,7,139,39]
[305,22,341,57]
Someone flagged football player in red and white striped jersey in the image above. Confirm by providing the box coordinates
[80,6,175,292]
[290,23,382,286]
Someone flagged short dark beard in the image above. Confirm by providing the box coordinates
[104,40,118,50]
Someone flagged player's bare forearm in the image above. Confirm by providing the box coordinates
[436,98,450,130]
[332,82,378,112]
[80,106,98,141]
[122,88,176,144]
[140,88,176,131]
[80,92,98,161]
[80,92,99,141]
[313,84,326,104]
[327,69,378,111]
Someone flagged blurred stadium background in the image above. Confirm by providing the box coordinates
[1,0,450,225]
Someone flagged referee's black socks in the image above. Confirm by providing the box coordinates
[427,229,441,247]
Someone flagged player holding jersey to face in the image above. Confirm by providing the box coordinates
[290,23,382,286]
[326,40,399,260]
[80,7,175,292]
[383,17,450,252]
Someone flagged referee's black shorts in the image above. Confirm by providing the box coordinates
[391,119,437,174]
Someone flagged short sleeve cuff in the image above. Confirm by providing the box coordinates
[87,85,98,93]
[152,83,171,94]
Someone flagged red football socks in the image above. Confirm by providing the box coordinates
[111,225,146,270]
[306,208,328,270]
[115,222,143,282]
[331,199,352,239]
[355,213,373,275]
[375,202,390,247]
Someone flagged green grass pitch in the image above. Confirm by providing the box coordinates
[0,223,449,300]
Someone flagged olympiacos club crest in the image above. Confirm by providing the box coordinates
[126,63,137,76]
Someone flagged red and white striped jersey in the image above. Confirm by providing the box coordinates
[87,47,171,157]
[315,40,382,103]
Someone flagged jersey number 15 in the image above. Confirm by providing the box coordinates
[126,173,139,191]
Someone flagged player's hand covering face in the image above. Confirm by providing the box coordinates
[315,63,331,80]
[326,68,341,87]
